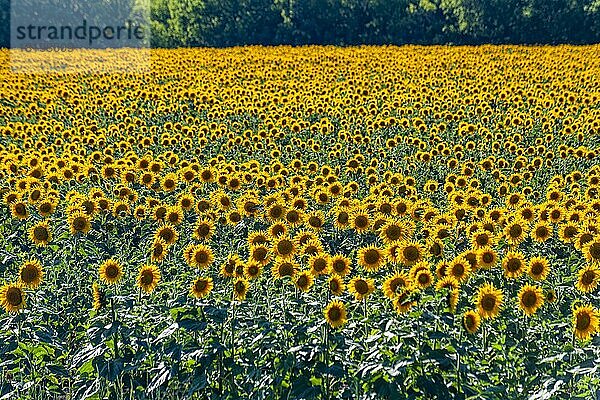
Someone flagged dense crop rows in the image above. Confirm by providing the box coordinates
[1,46,600,399]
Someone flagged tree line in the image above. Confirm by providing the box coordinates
[1,0,599,48]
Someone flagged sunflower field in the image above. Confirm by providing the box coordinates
[1,45,600,399]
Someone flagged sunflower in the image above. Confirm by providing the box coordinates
[348,277,375,301]
[463,310,481,334]
[351,209,371,233]
[186,244,215,269]
[268,222,287,237]
[531,221,553,242]
[155,223,178,246]
[477,247,498,269]
[190,277,213,299]
[28,220,51,246]
[329,254,352,277]
[308,253,330,276]
[503,218,528,246]
[294,271,314,292]
[476,283,503,319]
[502,251,526,279]
[0,283,26,313]
[306,210,325,231]
[471,229,494,249]
[19,260,43,289]
[558,222,579,243]
[518,284,544,316]
[244,262,263,280]
[272,236,296,259]
[449,256,471,284]
[233,278,249,301]
[576,264,599,293]
[249,244,271,266]
[99,259,124,285]
[393,290,416,314]
[165,206,184,225]
[414,269,434,289]
[92,282,106,311]
[379,220,407,244]
[10,201,29,220]
[193,218,215,241]
[246,229,269,246]
[328,275,345,296]
[151,239,168,263]
[528,257,550,281]
[583,239,600,264]
[572,304,599,341]
[383,272,412,299]
[221,254,242,278]
[357,245,386,272]
[323,300,347,328]
[271,259,298,279]
[332,207,351,230]
[397,240,424,266]
[137,264,160,293]
[69,211,91,235]
[436,276,460,292]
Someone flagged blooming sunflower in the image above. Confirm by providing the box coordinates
[28,220,51,246]
[249,244,271,266]
[99,259,124,285]
[476,283,503,319]
[583,239,600,264]
[324,300,347,328]
[449,256,471,284]
[477,246,498,269]
[155,223,178,246]
[0,283,26,313]
[188,244,215,269]
[393,290,416,314]
[348,277,375,301]
[328,275,345,296]
[19,260,43,289]
[244,262,263,280]
[329,254,352,277]
[463,310,481,334]
[503,218,528,246]
[502,251,526,279]
[576,264,599,293]
[527,257,550,281]
[272,236,296,259]
[397,240,425,266]
[357,245,386,272]
[137,264,160,293]
[294,271,314,292]
[531,221,553,242]
[518,284,544,316]
[308,253,330,276]
[233,278,249,301]
[190,277,213,299]
[69,211,91,235]
[151,239,168,263]
[572,304,599,341]
[383,272,412,299]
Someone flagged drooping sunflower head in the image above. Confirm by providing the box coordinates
[324,300,347,328]
[99,259,124,285]
[19,259,43,289]
[583,239,600,264]
[92,282,106,311]
[137,264,160,293]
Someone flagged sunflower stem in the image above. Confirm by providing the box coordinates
[110,297,119,359]
[230,296,237,397]
[324,323,330,400]
[456,328,463,395]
